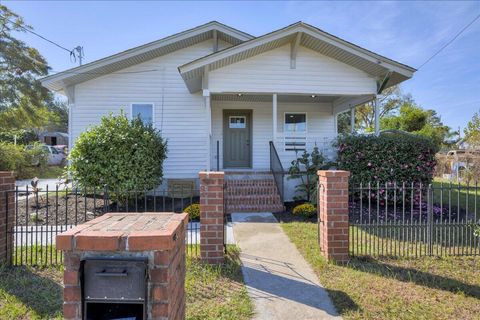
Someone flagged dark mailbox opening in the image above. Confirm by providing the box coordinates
[85,302,143,320]
[83,258,147,320]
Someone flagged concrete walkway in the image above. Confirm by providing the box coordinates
[231,212,341,320]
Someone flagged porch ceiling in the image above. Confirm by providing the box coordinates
[211,93,340,103]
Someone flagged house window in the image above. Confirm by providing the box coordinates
[131,103,154,126]
[284,113,307,151]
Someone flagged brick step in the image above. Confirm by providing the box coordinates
[226,189,279,196]
[226,194,282,202]
[226,203,285,213]
[226,180,275,188]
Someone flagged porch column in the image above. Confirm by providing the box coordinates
[374,96,380,136]
[204,89,211,171]
[272,93,277,143]
[350,107,355,134]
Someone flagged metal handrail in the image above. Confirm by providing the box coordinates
[269,141,285,203]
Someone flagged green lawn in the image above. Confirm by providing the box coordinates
[432,179,479,216]
[0,246,253,320]
[281,220,480,320]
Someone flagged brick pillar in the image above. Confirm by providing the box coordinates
[0,171,15,265]
[317,170,350,263]
[199,171,225,264]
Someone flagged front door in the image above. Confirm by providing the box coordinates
[223,110,252,168]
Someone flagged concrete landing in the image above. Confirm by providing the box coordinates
[231,212,341,320]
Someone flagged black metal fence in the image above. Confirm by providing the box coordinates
[349,181,480,257]
[5,185,200,266]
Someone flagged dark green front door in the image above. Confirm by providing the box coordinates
[223,110,252,168]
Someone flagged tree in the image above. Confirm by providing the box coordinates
[354,85,404,132]
[0,5,52,111]
[381,102,454,148]
[337,86,404,134]
[0,5,69,135]
[464,110,480,148]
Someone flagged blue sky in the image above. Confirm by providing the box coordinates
[5,1,480,133]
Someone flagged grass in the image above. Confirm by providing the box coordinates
[19,165,65,180]
[281,220,480,320]
[0,245,253,320]
[432,178,479,215]
[0,265,63,320]
[186,247,253,320]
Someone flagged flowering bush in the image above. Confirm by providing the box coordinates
[183,203,200,221]
[292,203,316,218]
[336,133,437,186]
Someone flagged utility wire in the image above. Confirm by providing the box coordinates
[0,14,73,54]
[417,12,480,70]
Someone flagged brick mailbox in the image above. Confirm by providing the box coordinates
[57,212,188,320]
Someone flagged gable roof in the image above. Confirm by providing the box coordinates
[178,21,416,93]
[41,21,254,92]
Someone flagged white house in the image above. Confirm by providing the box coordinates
[41,21,415,211]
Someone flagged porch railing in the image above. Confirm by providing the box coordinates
[269,141,285,202]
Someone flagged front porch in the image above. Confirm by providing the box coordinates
[205,92,376,205]
[207,92,374,172]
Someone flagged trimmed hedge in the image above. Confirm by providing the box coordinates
[336,133,437,185]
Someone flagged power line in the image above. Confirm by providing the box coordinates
[0,14,73,54]
[417,12,480,70]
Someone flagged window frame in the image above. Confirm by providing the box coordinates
[130,103,155,127]
[283,112,308,152]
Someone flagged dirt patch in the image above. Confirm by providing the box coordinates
[15,194,199,226]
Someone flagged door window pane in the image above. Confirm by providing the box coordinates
[132,104,153,126]
[285,113,306,132]
[229,116,246,129]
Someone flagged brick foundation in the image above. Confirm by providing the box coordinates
[317,170,350,263]
[0,171,15,265]
[199,171,225,264]
[57,212,188,320]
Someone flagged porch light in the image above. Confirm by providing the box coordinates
[237,93,243,97]
[311,95,316,98]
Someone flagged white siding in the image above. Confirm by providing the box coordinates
[72,40,231,179]
[209,44,377,95]
[210,100,336,171]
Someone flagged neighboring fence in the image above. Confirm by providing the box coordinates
[349,181,480,257]
[6,185,201,266]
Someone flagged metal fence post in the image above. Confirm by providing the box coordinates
[427,184,434,256]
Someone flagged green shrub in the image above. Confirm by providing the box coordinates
[288,146,331,204]
[0,129,37,144]
[0,142,48,179]
[68,113,167,194]
[292,203,316,218]
[336,133,437,185]
[183,203,200,220]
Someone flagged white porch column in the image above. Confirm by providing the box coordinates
[272,93,278,143]
[374,96,380,136]
[204,89,211,171]
[350,107,355,134]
